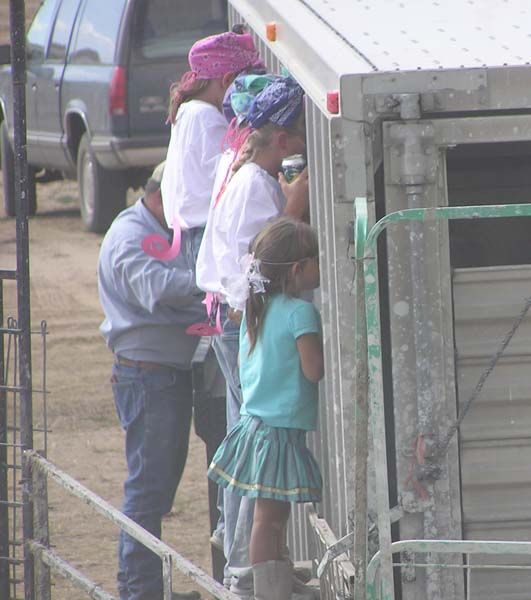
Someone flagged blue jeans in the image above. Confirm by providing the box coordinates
[112,362,193,600]
[189,226,204,264]
[211,309,255,595]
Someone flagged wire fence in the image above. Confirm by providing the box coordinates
[0,298,49,600]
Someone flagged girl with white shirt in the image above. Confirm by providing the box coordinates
[158,30,263,260]
[196,77,315,600]
[197,77,309,300]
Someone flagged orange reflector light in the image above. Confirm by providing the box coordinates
[327,90,339,114]
[266,22,277,41]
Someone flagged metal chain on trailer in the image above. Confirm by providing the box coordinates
[436,295,531,458]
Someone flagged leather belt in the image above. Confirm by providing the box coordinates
[115,355,176,371]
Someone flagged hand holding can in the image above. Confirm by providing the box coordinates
[279,165,309,220]
[281,154,307,182]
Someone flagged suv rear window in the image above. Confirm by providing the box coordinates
[131,0,227,61]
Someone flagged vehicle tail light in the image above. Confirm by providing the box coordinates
[109,66,127,116]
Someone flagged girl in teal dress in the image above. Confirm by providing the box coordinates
[208,217,324,600]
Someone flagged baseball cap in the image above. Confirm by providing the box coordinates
[150,161,165,184]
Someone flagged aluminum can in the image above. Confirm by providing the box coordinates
[282,154,306,183]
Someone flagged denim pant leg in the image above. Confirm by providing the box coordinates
[112,364,193,600]
[210,309,239,548]
[211,313,254,595]
[227,496,255,595]
[211,315,242,431]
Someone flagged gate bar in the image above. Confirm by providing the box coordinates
[352,198,369,599]
[360,201,531,600]
[29,541,114,600]
[366,539,531,600]
[27,451,238,600]
[0,282,8,600]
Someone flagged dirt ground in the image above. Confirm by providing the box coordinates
[0,178,213,599]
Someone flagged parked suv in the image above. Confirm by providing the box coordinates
[0,0,227,232]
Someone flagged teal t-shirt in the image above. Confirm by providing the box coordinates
[239,294,321,431]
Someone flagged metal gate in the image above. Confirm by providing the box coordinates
[361,201,531,600]
[373,112,531,599]
[1,1,40,597]
[453,265,531,599]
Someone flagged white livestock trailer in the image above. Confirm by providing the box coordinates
[226,2,531,598]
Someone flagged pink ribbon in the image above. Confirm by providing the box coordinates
[141,217,223,336]
[141,217,182,261]
[213,135,250,209]
[185,292,223,336]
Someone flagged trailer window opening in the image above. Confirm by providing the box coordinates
[131,0,227,61]
[447,142,531,269]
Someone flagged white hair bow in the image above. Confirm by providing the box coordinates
[221,253,270,311]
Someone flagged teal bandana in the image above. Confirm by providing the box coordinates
[223,73,278,123]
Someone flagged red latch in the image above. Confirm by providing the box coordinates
[327,90,339,114]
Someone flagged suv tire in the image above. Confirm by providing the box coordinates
[77,132,127,233]
[1,120,37,217]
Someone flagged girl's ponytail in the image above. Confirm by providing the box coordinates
[246,291,267,354]
[167,76,210,124]
[232,124,276,172]
[231,136,255,172]
[244,218,319,354]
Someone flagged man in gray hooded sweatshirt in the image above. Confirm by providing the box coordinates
[98,163,204,600]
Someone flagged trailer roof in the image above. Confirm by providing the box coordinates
[230,0,531,118]
[303,0,531,71]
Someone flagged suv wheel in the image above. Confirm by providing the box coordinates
[1,120,37,217]
[77,133,127,233]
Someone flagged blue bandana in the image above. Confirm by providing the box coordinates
[247,77,304,129]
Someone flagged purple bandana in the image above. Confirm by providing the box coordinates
[247,78,304,129]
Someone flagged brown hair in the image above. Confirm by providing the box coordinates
[245,217,318,354]
[167,78,211,124]
[231,113,306,172]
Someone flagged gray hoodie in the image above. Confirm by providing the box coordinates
[98,199,205,367]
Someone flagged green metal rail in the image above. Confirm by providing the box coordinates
[366,540,531,600]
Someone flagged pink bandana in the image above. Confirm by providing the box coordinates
[188,32,263,80]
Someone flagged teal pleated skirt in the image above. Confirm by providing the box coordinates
[208,414,322,503]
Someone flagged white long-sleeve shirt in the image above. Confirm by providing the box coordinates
[161,99,227,230]
[196,161,286,296]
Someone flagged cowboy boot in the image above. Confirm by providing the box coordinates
[253,560,292,600]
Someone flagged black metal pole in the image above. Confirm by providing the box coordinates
[9,1,34,599]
